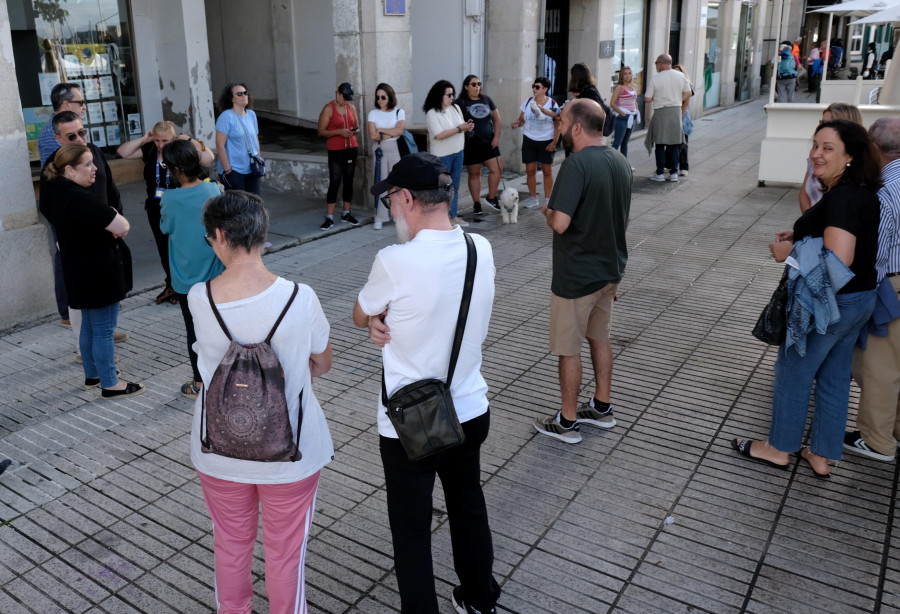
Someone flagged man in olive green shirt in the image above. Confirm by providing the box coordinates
[534,99,632,444]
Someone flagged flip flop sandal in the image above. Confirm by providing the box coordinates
[731,438,789,470]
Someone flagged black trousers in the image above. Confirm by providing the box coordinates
[49,224,68,319]
[379,410,501,614]
[326,147,358,204]
[145,199,171,287]
[176,293,201,383]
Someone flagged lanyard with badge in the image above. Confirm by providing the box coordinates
[154,155,170,199]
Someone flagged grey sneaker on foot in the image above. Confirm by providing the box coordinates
[522,196,541,208]
[576,401,616,428]
[649,173,666,182]
[533,414,582,443]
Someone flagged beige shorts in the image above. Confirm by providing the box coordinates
[549,284,618,356]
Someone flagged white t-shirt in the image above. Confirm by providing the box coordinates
[188,277,334,484]
[645,69,691,110]
[357,227,496,438]
[520,97,559,141]
[368,108,405,142]
[426,106,465,157]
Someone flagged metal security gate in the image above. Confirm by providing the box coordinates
[544,0,570,104]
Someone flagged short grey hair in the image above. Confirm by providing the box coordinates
[869,117,900,158]
[202,190,269,250]
[408,173,454,213]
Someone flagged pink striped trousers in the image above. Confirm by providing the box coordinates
[197,470,321,614]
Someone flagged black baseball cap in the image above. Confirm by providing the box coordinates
[370,152,449,196]
[338,82,354,101]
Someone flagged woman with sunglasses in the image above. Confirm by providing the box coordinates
[424,79,473,226]
[367,83,405,230]
[318,82,361,230]
[159,140,224,400]
[457,74,503,215]
[42,143,145,400]
[215,82,262,195]
[117,121,214,305]
[510,77,559,209]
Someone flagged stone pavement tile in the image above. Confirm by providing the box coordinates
[3,576,76,614]
[495,577,598,614]
[112,583,179,614]
[750,565,875,613]
[59,548,129,593]
[132,572,207,612]
[27,557,111,606]
[91,595,143,614]
[89,530,161,573]
[616,583,723,614]
[0,589,35,614]
[0,523,55,569]
[631,560,747,612]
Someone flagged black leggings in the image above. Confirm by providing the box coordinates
[327,147,358,204]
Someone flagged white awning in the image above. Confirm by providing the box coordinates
[812,0,900,16]
[850,4,900,23]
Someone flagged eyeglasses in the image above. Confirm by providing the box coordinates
[376,95,388,101]
[64,129,88,142]
[234,91,248,97]
[380,187,403,210]
[532,84,543,90]
[204,234,213,246]
[68,99,86,107]
[468,82,482,87]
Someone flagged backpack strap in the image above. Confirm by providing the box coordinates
[206,280,233,341]
[265,282,300,343]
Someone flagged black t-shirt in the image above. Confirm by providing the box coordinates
[792,183,880,294]
[457,95,497,144]
[42,178,131,309]
[577,85,604,105]
[141,142,181,208]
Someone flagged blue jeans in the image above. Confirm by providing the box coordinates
[769,290,877,459]
[440,150,465,218]
[655,144,680,175]
[80,302,120,388]
[612,115,633,158]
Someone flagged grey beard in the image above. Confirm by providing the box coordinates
[394,213,411,244]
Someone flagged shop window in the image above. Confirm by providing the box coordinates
[10,0,139,167]
[612,0,648,94]
[703,2,722,109]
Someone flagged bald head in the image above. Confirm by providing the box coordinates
[869,117,900,163]
[655,54,673,71]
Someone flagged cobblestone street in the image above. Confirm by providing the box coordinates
[2,97,899,613]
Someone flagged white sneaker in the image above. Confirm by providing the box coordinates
[649,173,666,182]
[631,166,637,172]
[373,221,383,230]
[522,196,541,208]
[450,217,469,227]
[667,174,679,182]
[679,170,689,177]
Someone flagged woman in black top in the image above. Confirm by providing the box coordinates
[563,62,606,158]
[43,144,146,400]
[117,121,214,304]
[733,120,880,478]
[457,74,503,214]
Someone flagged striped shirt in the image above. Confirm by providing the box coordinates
[877,158,900,281]
[38,113,60,166]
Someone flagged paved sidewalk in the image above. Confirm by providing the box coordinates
[3,95,900,614]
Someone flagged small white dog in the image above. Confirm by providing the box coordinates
[499,187,519,224]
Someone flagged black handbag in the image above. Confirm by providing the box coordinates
[752,268,789,345]
[382,233,476,461]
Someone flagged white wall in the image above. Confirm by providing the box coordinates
[297,0,336,124]
[411,0,466,125]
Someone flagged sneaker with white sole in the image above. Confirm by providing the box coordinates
[679,170,689,177]
[341,212,360,226]
[320,217,334,231]
[451,585,496,614]
[373,221,383,230]
[666,174,679,182]
[649,173,666,182]
[484,196,501,211]
[575,401,616,428]
[522,196,541,208]
[843,431,895,461]
[533,413,582,443]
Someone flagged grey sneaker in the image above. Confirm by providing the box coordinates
[649,173,666,182]
[522,196,541,208]
[843,431,894,461]
[576,401,616,428]
[533,414,582,443]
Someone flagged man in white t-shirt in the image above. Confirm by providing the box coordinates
[353,153,500,614]
[644,54,691,182]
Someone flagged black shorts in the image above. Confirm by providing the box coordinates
[522,135,555,165]
[464,140,501,166]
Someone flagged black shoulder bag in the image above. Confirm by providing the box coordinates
[382,233,476,461]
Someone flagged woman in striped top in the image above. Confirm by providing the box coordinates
[610,66,637,161]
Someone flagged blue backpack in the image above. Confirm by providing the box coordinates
[396,109,419,157]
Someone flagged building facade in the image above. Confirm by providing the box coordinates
[2,0,793,330]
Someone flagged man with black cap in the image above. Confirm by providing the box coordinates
[353,152,500,614]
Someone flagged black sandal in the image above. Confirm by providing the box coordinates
[101,382,146,400]
[731,438,789,470]
[155,285,176,305]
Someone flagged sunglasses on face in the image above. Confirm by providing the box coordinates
[532,84,543,90]
[69,99,86,106]
[380,187,403,210]
[64,128,88,142]
[234,91,248,97]
[468,82,482,87]
[204,234,213,246]
[376,95,388,101]
[444,92,455,97]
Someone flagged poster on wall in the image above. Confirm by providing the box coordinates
[106,124,120,146]
[38,73,61,106]
[99,76,115,98]
[90,125,107,147]
[102,101,118,123]
[82,77,100,100]
[87,102,103,125]
[127,113,142,136]
[63,54,82,77]
[23,107,53,162]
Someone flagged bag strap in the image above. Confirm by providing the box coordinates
[266,282,300,343]
[380,233,477,405]
[235,113,256,156]
[206,280,233,341]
